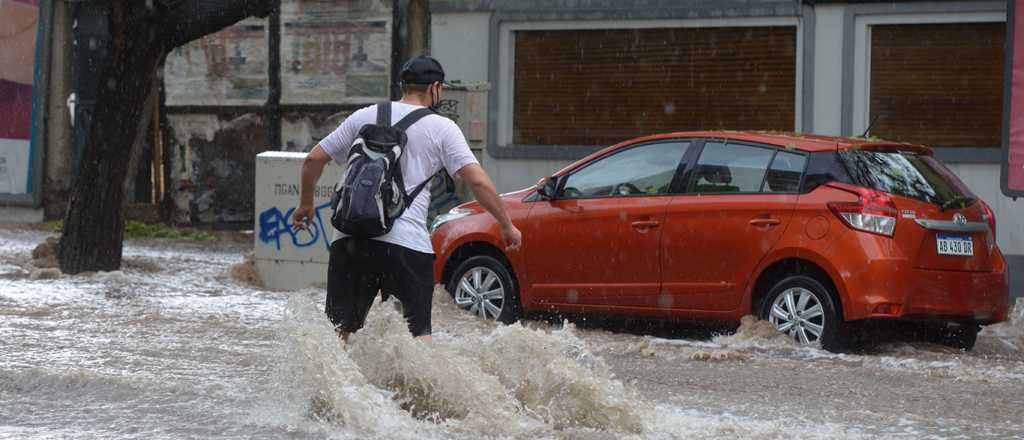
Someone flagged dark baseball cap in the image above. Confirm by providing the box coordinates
[400,56,445,85]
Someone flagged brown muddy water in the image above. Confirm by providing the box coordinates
[1,227,1023,439]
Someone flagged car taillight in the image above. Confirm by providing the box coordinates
[981,200,996,239]
[825,182,898,237]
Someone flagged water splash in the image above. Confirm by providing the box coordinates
[267,296,422,438]
[270,294,649,438]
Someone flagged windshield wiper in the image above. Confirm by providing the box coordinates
[939,195,976,211]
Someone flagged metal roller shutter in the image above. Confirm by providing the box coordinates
[870,23,1004,148]
[513,27,797,146]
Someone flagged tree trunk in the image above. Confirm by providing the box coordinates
[59,0,274,274]
[59,3,163,274]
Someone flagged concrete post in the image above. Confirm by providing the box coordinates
[406,0,430,58]
[43,0,75,220]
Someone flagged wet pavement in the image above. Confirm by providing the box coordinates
[1,226,1022,439]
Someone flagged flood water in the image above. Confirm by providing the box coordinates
[2,226,1023,439]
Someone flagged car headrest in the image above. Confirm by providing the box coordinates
[697,165,732,184]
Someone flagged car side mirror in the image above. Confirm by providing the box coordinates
[536,176,558,200]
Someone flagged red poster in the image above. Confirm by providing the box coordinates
[0,0,38,141]
[0,0,39,196]
[1006,0,1024,197]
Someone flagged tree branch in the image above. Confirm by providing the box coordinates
[162,0,275,50]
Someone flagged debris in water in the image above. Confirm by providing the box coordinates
[229,252,263,287]
[31,236,58,259]
[30,256,58,269]
[979,298,1024,351]
[29,268,62,280]
[713,315,797,348]
[123,256,161,273]
[634,340,658,357]
[31,236,59,269]
[92,271,130,284]
[690,350,748,362]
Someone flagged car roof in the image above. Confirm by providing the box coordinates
[618,131,931,154]
[553,131,932,177]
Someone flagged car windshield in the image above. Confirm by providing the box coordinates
[838,150,972,206]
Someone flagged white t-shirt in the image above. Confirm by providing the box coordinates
[319,102,478,254]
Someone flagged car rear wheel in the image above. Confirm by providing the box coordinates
[759,275,849,352]
[447,255,520,324]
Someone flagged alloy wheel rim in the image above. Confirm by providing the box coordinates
[768,287,826,345]
[454,267,505,320]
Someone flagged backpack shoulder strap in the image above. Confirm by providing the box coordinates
[392,108,436,132]
[404,177,431,207]
[376,101,392,127]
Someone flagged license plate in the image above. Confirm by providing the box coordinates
[936,234,973,256]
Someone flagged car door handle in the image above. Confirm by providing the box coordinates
[631,220,660,229]
[749,218,781,227]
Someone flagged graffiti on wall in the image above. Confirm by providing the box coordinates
[258,200,334,252]
[0,0,40,195]
[258,182,335,252]
[282,110,350,153]
[434,99,460,123]
[280,0,391,104]
[164,18,269,106]
[167,113,269,224]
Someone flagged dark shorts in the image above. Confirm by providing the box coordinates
[326,237,436,337]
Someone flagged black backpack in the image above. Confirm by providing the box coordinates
[330,102,434,237]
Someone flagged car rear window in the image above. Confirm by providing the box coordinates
[838,150,972,205]
[801,151,853,193]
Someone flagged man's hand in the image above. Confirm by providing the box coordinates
[291,205,314,230]
[293,145,332,231]
[458,164,524,251]
[501,223,522,251]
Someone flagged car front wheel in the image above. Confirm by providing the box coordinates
[759,275,849,352]
[447,255,520,324]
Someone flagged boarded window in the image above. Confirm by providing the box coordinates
[513,27,797,146]
[870,23,1004,147]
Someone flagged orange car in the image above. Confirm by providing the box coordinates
[430,132,1009,351]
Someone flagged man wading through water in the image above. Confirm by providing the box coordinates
[291,56,522,343]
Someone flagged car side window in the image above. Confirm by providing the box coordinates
[689,141,774,194]
[762,151,807,193]
[560,141,689,199]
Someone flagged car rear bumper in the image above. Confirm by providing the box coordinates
[841,252,1010,324]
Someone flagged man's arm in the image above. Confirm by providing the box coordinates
[456,164,522,251]
[291,145,332,230]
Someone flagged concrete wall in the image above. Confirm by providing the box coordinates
[949,164,1024,257]
[431,13,491,82]
[811,4,845,136]
[483,158,571,193]
[431,11,575,193]
[253,152,344,290]
[948,163,1024,297]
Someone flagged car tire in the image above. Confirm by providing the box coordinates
[924,323,979,351]
[759,275,850,352]
[447,255,520,324]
